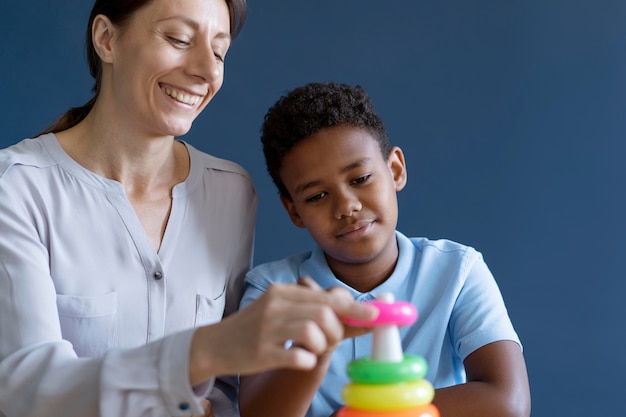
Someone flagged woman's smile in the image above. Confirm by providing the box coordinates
[160,85,204,107]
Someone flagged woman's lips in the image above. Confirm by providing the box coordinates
[160,85,204,106]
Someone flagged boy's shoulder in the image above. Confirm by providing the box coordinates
[399,233,483,272]
[401,232,476,255]
[409,236,475,254]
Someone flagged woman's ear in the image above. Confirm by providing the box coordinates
[388,146,407,192]
[280,195,306,228]
[92,14,116,63]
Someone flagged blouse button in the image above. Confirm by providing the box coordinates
[153,271,163,280]
[178,402,190,410]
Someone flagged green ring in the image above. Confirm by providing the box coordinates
[347,354,428,384]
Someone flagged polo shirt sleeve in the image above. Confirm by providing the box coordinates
[449,251,521,361]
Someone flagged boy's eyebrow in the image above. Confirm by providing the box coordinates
[292,158,371,196]
[293,180,320,196]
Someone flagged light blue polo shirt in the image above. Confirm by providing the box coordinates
[240,231,520,417]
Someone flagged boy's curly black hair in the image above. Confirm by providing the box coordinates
[260,82,392,199]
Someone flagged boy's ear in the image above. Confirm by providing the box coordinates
[388,146,407,192]
[92,14,116,64]
[280,195,306,228]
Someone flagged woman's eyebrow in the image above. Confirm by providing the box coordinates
[156,15,232,41]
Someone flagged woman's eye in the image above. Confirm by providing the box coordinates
[306,192,327,203]
[168,36,190,47]
[351,174,371,185]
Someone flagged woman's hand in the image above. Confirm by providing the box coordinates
[192,399,213,417]
[188,279,377,385]
[296,276,373,341]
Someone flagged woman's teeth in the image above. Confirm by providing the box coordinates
[162,87,201,106]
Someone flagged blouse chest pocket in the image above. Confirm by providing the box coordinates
[56,291,117,358]
[195,287,226,327]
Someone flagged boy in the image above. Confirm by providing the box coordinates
[238,82,530,417]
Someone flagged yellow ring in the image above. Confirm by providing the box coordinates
[347,354,428,384]
[342,379,435,411]
[337,403,440,417]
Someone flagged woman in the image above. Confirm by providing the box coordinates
[0,1,375,416]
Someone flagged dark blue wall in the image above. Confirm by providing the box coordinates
[2,1,625,415]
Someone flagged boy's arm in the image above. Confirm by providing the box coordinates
[432,340,531,417]
[239,351,332,417]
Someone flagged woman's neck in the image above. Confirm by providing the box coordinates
[55,111,189,191]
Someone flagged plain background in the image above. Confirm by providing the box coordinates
[2,1,625,416]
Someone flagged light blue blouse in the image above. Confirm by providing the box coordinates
[0,134,257,417]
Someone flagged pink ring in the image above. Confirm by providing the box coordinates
[343,300,417,327]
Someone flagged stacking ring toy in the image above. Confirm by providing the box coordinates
[347,354,428,384]
[343,300,417,327]
[342,379,434,411]
[337,403,440,417]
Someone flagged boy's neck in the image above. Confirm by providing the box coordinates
[326,241,399,293]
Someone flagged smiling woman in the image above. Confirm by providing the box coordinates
[41,0,245,137]
[0,1,379,417]
[86,1,233,139]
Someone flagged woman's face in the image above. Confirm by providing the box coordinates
[100,0,231,138]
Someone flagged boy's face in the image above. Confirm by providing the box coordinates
[279,124,407,278]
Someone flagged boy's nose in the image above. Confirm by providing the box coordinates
[334,194,363,219]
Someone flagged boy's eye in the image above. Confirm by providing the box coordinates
[350,174,371,186]
[305,192,327,203]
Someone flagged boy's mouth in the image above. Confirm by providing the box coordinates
[337,220,374,239]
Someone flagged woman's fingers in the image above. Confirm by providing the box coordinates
[190,399,213,417]
[297,276,378,323]
[238,283,349,367]
[297,276,377,340]
[190,281,378,382]
[297,275,322,290]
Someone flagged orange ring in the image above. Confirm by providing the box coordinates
[337,403,440,417]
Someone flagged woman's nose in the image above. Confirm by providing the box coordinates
[189,42,222,83]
